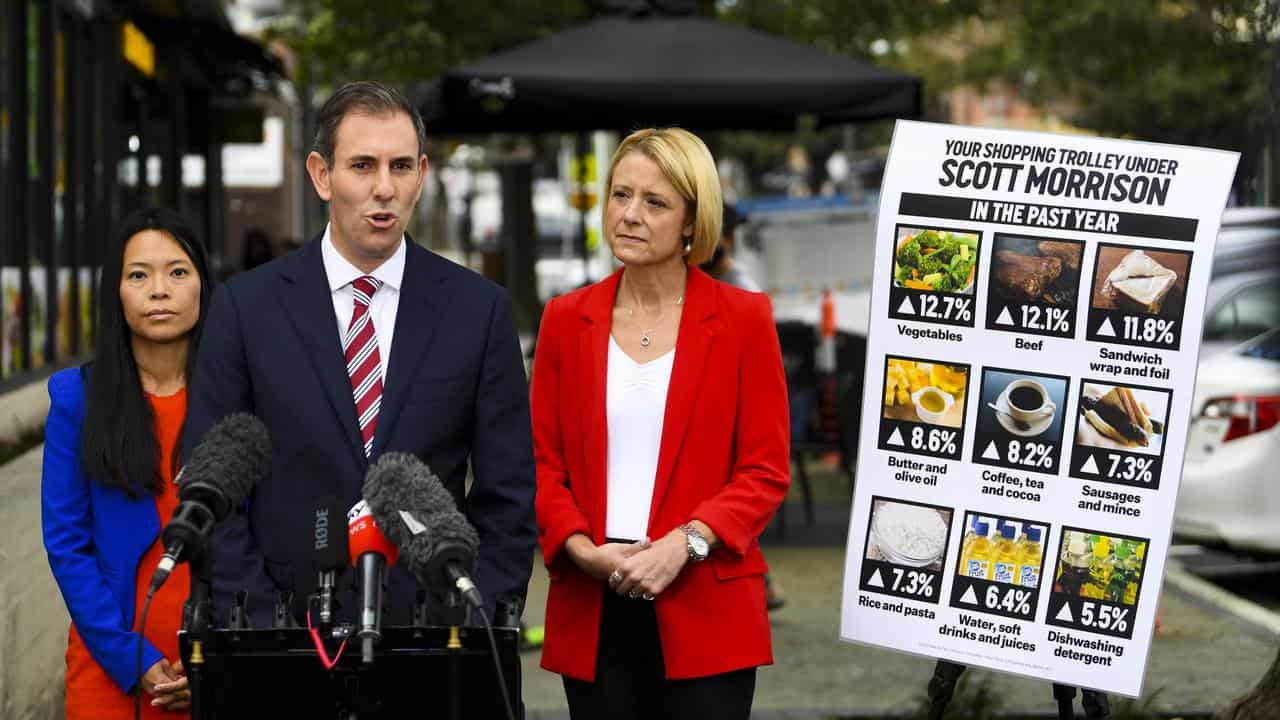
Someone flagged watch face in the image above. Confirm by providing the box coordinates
[690,535,710,558]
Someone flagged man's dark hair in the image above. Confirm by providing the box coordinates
[312,81,427,166]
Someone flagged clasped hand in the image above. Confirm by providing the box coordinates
[570,531,689,600]
[141,657,190,711]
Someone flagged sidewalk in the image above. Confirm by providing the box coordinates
[520,501,1280,718]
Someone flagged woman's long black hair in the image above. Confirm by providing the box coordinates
[80,207,213,497]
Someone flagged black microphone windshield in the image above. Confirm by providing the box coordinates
[362,452,455,547]
[179,412,271,515]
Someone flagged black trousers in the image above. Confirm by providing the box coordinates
[562,590,756,720]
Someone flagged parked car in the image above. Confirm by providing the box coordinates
[1174,329,1280,553]
[1199,206,1280,357]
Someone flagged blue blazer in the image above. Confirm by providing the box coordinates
[185,235,536,627]
[41,367,165,693]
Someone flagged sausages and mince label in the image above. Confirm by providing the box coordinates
[842,121,1237,698]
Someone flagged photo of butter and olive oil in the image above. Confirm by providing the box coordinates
[883,358,968,428]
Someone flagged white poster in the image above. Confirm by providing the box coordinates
[839,121,1239,697]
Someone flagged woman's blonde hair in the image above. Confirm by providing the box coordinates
[605,128,722,266]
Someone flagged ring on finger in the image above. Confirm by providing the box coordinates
[642,592,655,601]
[609,570,623,586]
[628,590,640,599]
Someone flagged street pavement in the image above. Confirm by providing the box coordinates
[520,476,1280,719]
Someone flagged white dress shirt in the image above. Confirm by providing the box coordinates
[605,335,676,541]
[321,225,406,382]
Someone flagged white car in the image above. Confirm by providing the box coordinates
[1174,329,1280,552]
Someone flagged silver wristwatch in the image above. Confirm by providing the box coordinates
[680,523,710,562]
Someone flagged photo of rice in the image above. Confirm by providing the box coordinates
[1090,246,1191,319]
[865,499,952,571]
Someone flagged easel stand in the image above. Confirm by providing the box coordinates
[927,659,1111,720]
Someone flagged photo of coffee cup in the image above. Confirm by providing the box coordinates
[1005,379,1056,424]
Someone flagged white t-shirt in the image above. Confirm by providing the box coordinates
[604,335,676,541]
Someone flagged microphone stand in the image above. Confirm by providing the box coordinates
[182,549,214,720]
[442,589,467,720]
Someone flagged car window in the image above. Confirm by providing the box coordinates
[1242,332,1279,360]
[1205,280,1280,342]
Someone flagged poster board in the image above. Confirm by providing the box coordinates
[839,120,1239,696]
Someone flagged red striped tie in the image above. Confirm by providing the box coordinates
[345,275,383,457]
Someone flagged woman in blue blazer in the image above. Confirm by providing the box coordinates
[42,207,212,718]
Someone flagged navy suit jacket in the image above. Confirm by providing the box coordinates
[185,234,536,627]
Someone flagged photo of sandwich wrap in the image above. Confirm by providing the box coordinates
[893,227,980,294]
[1076,382,1169,456]
[990,236,1083,304]
[1090,246,1191,319]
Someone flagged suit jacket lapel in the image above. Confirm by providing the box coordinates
[648,267,717,529]
[579,270,621,541]
[373,239,445,456]
[278,237,365,469]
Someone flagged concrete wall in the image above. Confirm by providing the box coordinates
[0,379,50,444]
[0,446,67,720]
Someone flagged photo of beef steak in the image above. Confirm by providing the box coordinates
[1037,240,1082,270]
[994,250,1063,300]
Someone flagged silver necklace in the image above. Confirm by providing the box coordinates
[628,295,684,347]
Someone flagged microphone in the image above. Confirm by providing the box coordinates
[362,453,483,609]
[312,494,348,626]
[347,499,399,663]
[150,413,271,592]
[420,511,483,610]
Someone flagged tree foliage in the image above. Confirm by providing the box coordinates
[719,0,1278,154]
[271,0,591,88]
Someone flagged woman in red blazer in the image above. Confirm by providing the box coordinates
[532,127,790,719]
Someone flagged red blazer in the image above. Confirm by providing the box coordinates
[532,266,790,681]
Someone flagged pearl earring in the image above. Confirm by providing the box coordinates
[684,241,692,253]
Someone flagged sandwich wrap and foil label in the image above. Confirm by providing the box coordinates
[839,121,1239,697]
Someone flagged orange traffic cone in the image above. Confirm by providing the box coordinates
[818,289,839,446]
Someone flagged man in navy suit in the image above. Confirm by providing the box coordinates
[185,81,535,628]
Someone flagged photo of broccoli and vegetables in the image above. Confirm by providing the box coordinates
[893,229,980,294]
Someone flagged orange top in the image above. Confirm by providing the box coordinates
[65,388,190,720]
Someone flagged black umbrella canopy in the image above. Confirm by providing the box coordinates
[418,15,921,133]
